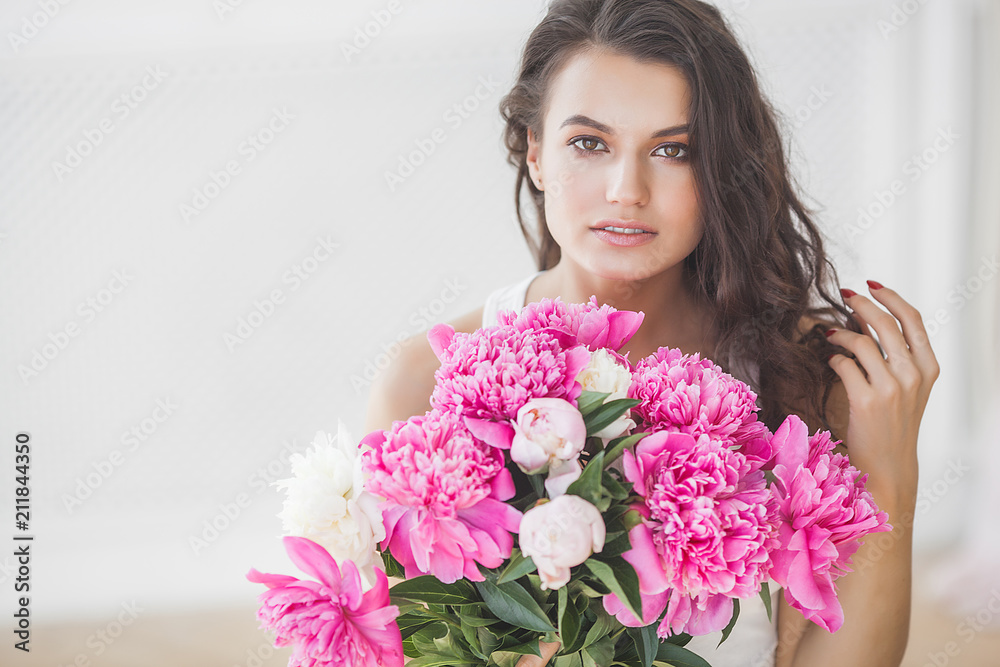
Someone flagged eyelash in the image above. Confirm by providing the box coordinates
[568,135,690,162]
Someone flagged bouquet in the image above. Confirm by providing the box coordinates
[247,297,891,667]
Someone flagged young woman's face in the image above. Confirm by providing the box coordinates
[526,48,702,282]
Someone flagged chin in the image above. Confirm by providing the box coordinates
[578,247,678,284]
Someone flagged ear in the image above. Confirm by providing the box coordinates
[526,127,544,191]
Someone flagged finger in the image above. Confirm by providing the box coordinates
[826,328,895,389]
[864,281,941,381]
[827,351,873,403]
[840,288,909,363]
[847,307,875,339]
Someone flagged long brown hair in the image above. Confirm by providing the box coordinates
[498,0,862,438]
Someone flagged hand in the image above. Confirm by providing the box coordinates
[825,281,940,504]
[514,640,561,667]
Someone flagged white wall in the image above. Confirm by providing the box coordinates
[0,0,988,628]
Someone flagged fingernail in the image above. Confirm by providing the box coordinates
[825,329,837,337]
[840,288,857,299]
[867,280,885,290]
[825,352,836,362]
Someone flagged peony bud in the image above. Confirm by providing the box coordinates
[519,495,606,590]
[510,398,586,475]
[575,348,636,439]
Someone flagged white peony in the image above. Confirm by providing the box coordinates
[519,495,606,590]
[276,420,386,590]
[575,348,637,440]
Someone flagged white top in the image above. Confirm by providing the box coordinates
[481,272,780,667]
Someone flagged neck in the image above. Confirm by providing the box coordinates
[531,258,715,359]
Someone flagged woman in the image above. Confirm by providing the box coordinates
[365,1,940,665]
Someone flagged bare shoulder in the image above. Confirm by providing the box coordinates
[362,305,485,433]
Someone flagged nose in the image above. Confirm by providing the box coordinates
[606,155,649,208]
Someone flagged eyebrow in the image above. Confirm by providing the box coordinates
[559,114,689,138]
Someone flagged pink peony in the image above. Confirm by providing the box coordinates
[246,535,403,667]
[426,323,590,447]
[497,295,645,352]
[360,409,522,584]
[604,430,777,636]
[768,415,891,632]
[629,347,771,452]
[510,397,587,474]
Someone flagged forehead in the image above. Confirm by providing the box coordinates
[544,48,691,132]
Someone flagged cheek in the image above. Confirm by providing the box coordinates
[543,159,604,223]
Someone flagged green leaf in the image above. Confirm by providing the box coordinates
[582,634,616,667]
[653,642,713,667]
[601,471,632,500]
[396,613,437,640]
[389,574,480,605]
[599,531,634,559]
[475,579,557,633]
[496,638,543,657]
[584,558,643,623]
[759,582,773,624]
[629,624,659,667]
[558,586,582,653]
[410,623,449,654]
[382,550,406,578]
[553,654,584,667]
[405,656,479,667]
[582,603,617,648]
[478,625,501,657]
[577,390,612,414]
[390,576,479,606]
[664,632,692,647]
[604,432,648,466]
[497,549,538,584]
[566,450,606,506]
[585,398,641,436]
[717,599,739,648]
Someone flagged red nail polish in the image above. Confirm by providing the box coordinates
[825,329,837,337]
[825,353,836,362]
[867,280,885,290]
[840,288,857,299]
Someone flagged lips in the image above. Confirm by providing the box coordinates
[591,219,656,234]
[590,221,657,247]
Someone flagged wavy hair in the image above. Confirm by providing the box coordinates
[498,0,862,437]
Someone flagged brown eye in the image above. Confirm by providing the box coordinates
[655,143,688,160]
[570,136,607,153]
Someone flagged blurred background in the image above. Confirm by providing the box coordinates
[1,0,997,665]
